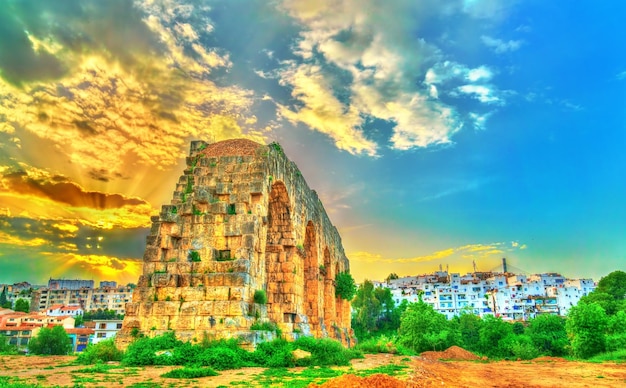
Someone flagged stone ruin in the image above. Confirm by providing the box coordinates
[116,139,354,349]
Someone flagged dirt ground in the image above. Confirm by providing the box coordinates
[1,352,625,387]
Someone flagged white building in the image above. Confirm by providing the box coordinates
[91,319,124,344]
[382,269,595,321]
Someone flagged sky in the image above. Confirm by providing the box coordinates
[0,0,624,285]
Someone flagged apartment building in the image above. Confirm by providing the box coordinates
[32,285,133,316]
[48,279,94,290]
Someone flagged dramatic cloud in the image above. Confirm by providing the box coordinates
[0,165,154,229]
[2,169,147,209]
[277,0,465,152]
[273,0,521,153]
[0,0,264,181]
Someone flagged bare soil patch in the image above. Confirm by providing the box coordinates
[1,352,625,387]
[420,346,481,361]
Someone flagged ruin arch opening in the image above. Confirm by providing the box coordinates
[264,181,296,327]
[304,221,320,334]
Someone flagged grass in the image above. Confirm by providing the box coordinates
[74,363,124,373]
[355,363,409,377]
[588,349,626,363]
[0,376,46,388]
[161,366,219,378]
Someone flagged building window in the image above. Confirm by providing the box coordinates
[97,333,106,338]
[99,323,106,329]
[116,323,122,329]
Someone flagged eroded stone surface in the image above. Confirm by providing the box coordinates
[116,139,354,348]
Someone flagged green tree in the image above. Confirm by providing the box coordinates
[606,310,626,351]
[352,280,382,335]
[399,301,456,352]
[28,325,72,355]
[579,292,621,316]
[527,314,569,356]
[566,302,608,359]
[0,286,9,309]
[596,271,626,301]
[0,334,17,355]
[335,272,356,300]
[478,315,513,358]
[83,309,123,321]
[74,314,84,327]
[13,298,29,313]
[455,312,483,352]
[386,273,399,283]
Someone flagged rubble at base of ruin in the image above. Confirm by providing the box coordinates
[116,139,355,349]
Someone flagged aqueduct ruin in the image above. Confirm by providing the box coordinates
[116,139,354,348]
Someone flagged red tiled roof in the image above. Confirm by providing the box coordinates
[65,328,94,335]
[0,324,38,331]
[48,304,64,310]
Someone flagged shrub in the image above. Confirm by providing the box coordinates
[250,321,276,331]
[294,336,361,366]
[357,335,402,354]
[161,366,218,378]
[254,289,268,305]
[188,250,201,262]
[76,339,123,364]
[335,272,356,300]
[197,346,246,370]
[122,331,182,366]
[253,338,295,368]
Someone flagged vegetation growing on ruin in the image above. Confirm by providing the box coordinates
[253,289,267,305]
[188,250,201,262]
[334,272,356,300]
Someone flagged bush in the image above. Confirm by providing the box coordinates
[253,338,295,367]
[122,332,182,366]
[76,339,123,364]
[196,346,246,370]
[254,290,267,305]
[356,334,413,355]
[161,366,218,378]
[0,335,18,355]
[28,326,72,355]
[250,321,276,331]
[335,272,356,300]
[188,250,201,262]
[504,334,539,360]
[294,336,361,366]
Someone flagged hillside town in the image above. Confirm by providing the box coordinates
[377,261,595,320]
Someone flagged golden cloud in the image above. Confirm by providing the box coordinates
[41,252,142,285]
[0,0,265,182]
[0,231,49,248]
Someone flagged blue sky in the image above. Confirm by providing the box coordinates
[0,0,624,284]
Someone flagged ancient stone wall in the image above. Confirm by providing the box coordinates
[116,139,354,349]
